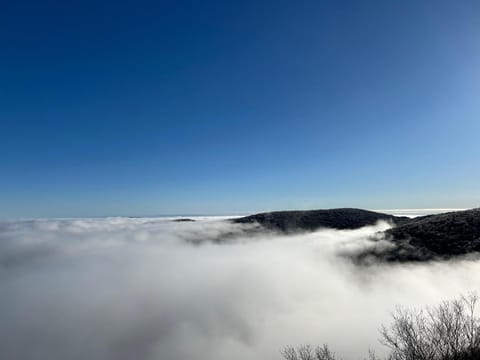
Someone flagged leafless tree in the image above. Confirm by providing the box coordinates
[281,346,301,360]
[381,294,480,360]
[281,344,339,360]
[281,294,480,360]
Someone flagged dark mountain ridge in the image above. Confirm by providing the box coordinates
[232,208,410,232]
[232,207,480,262]
[379,208,480,261]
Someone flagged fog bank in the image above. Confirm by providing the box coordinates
[1,217,479,360]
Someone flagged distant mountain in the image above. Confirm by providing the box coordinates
[232,208,409,232]
[377,208,480,261]
[233,207,480,262]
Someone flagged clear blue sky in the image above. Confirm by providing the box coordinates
[1,0,480,218]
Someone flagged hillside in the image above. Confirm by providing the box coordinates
[234,207,480,262]
[380,208,480,261]
[232,208,409,232]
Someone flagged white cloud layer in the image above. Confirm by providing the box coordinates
[1,217,479,360]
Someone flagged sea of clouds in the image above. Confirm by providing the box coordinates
[1,214,479,360]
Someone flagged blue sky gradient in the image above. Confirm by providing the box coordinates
[1,0,480,218]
